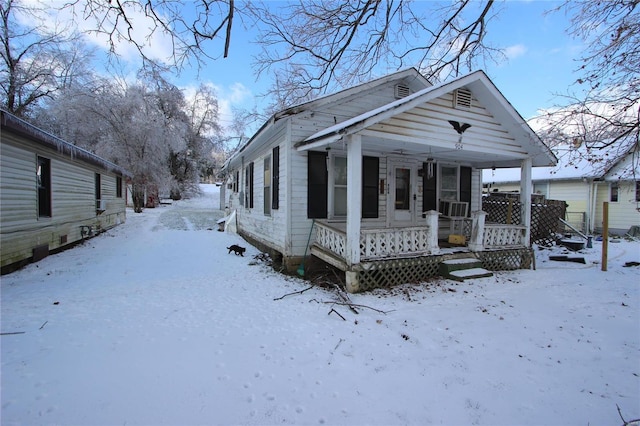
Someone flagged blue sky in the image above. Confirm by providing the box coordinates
[171,1,586,131]
[29,1,586,132]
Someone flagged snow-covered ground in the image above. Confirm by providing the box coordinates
[1,185,639,425]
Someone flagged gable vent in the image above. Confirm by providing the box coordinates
[454,88,473,109]
[394,83,411,99]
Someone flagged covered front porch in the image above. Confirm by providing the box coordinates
[294,72,555,292]
[310,212,532,292]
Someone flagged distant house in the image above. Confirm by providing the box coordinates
[221,69,556,292]
[1,110,131,273]
[483,148,639,235]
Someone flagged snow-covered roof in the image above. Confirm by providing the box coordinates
[1,110,132,178]
[483,143,638,183]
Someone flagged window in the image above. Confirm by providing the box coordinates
[37,156,51,217]
[610,182,619,202]
[116,176,123,198]
[95,173,101,209]
[233,171,239,192]
[635,181,640,202]
[533,182,548,198]
[264,156,271,215]
[440,165,458,201]
[333,156,347,216]
[272,146,280,210]
[395,167,411,210]
[245,162,254,208]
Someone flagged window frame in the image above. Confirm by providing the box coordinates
[245,162,254,208]
[116,176,123,198]
[264,155,271,216]
[37,156,52,218]
[95,173,101,210]
[610,182,619,203]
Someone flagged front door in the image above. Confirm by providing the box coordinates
[389,160,417,225]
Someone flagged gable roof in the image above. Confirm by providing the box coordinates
[296,70,556,168]
[1,110,131,178]
[223,68,431,170]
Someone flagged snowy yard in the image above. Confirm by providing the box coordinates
[1,184,639,425]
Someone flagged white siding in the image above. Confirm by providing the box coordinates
[1,133,126,270]
[595,181,639,234]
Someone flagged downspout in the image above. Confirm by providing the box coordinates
[589,179,602,234]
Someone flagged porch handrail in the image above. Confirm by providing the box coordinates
[314,221,439,261]
[483,223,527,248]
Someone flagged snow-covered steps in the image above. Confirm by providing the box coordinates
[439,257,493,282]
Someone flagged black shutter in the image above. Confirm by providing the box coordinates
[422,162,437,212]
[272,146,280,210]
[362,156,379,218]
[307,151,328,218]
[460,166,472,216]
[248,162,254,208]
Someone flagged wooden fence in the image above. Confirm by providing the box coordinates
[482,195,567,246]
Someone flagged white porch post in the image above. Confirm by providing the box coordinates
[345,134,362,266]
[468,210,487,251]
[345,135,362,293]
[424,210,440,254]
[520,158,532,246]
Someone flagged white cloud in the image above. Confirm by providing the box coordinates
[504,44,527,60]
[182,82,254,135]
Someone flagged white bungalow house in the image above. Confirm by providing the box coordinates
[221,68,556,292]
[484,146,640,236]
[1,110,131,273]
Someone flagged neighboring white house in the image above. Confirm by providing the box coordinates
[221,68,556,292]
[1,110,131,273]
[483,147,639,235]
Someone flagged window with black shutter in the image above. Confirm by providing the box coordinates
[460,166,472,216]
[307,151,328,218]
[245,162,254,208]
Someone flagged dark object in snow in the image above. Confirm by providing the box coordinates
[558,239,585,251]
[549,255,586,264]
[623,261,640,267]
[227,245,246,256]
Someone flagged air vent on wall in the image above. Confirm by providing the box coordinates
[454,88,472,109]
[394,83,411,99]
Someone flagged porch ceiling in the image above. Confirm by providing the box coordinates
[358,133,527,169]
[309,133,533,169]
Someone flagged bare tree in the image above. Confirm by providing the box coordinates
[0,0,90,117]
[250,0,502,107]
[539,0,639,178]
[60,0,244,69]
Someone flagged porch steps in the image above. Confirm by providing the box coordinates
[439,257,493,282]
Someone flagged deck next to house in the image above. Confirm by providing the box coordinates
[310,217,532,292]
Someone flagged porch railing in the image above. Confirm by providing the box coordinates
[314,222,439,261]
[483,224,527,248]
[313,213,527,263]
[360,227,438,260]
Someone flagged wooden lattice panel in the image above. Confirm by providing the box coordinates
[482,197,523,225]
[482,196,567,247]
[478,248,533,271]
[531,204,565,247]
[357,256,442,291]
